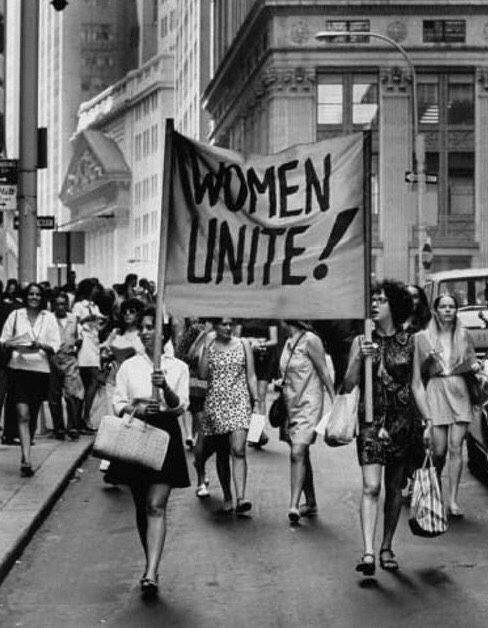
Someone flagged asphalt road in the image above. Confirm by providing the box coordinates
[1,435,488,628]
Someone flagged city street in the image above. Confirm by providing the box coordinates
[0,433,488,628]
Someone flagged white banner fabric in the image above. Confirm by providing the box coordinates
[164,131,365,319]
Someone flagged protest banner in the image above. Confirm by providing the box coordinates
[162,125,368,319]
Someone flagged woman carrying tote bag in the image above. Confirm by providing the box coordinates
[109,309,190,597]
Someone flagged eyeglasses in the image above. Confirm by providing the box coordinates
[372,296,388,304]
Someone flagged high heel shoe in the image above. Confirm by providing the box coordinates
[140,575,159,596]
[356,553,375,576]
[379,548,399,571]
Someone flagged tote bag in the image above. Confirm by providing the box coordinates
[324,387,360,447]
[409,453,448,538]
[92,413,169,472]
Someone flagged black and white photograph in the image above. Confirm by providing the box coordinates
[0,1,488,626]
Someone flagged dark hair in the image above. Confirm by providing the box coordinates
[283,319,314,332]
[53,291,70,306]
[119,298,144,332]
[433,293,458,311]
[407,284,431,331]
[139,307,173,345]
[74,278,98,302]
[5,278,19,298]
[124,273,138,286]
[23,282,47,310]
[373,279,412,329]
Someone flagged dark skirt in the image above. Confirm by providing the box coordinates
[356,409,423,470]
[9,369,50,406]
[104,413,191,488]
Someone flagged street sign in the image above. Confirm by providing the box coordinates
[0,185,17,211]
[405,171,438,184]
[0,159,18,185]
[13,215,56,230]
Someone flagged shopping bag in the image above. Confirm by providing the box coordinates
[314,393,333,437]
[409,453,448,537]
[247,413,266,443]
[92,413,169,471]
[324,387,359,447]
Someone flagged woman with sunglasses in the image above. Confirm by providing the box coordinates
[0,283,60,476]
[343,280,417,575]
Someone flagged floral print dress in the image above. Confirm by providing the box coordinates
[202,340,252,435]
[356,329,422,467]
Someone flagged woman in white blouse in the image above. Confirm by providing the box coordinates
[109,309,190,597]
[0,283,60,477]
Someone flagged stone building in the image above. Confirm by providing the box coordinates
[204,1,488,281]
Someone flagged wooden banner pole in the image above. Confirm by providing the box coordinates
[363,130,373,424]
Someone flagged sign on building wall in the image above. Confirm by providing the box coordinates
[164,131,366,318]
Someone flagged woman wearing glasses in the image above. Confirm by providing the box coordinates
[343,280,417,575]
[0,283,60,476]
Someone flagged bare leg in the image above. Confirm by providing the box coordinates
[230,430,248,501]
[17,403,31,467]
[431,425,449,488]
[144,483,171,581]
[289,443,309,509]
[359,464,382,557]
[447,422,468,512]
[302,449,317,506]
[181,411,194,447]
[193,432,213,486]
[381,460,406,552]
[130,484,149,561]
[215,437,232,506]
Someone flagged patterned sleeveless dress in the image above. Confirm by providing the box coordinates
[202,340,252,435]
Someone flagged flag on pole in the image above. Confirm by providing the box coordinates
[164,131,366,319]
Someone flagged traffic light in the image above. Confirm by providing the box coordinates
[51,0,68,11]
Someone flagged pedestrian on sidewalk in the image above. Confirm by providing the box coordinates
[0,283,60,477]
[412,294,478,520]
[48,292,84,441]
[196,317,257,515]
[343,280,418,576]
[109,309,190,596]
[0,284,22,445]
[279,321,335,524]
[72,278,104,434]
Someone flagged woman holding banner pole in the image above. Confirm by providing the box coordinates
[343,280,418,575]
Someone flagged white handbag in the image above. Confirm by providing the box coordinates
[92,413,170,471]
[324,387,360,447]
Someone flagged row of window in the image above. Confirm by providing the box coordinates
[80,23,114,44]
[317,71,475,217]
[317,72,474,128]
[133,175,159,206]
[134,241,158,263]
[134,212,158,238]
[324,19,467,44]
[160,11,176,39]
[81,53,114,70]
[134,126,159,161]
[134,93,159,121]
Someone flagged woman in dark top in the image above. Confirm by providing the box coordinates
[404,284,431,333]
[343,280,419,576]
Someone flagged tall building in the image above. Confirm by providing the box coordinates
[37,0,139,281]
[59,50,174,285]
[174,0,212,141]
[158,0,176,55]
[204,1,488,281]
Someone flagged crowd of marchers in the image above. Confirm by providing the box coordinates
[0,273,481,595]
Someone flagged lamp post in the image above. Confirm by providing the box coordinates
[315,30,426,285]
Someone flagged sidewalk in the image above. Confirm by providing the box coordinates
[0,433,94,584]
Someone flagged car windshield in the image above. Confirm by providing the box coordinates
[438,277,488,307]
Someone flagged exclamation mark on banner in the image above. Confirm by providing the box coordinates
[313,207,359,280]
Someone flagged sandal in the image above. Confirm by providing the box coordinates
[140,575,159,596]
[236,499,252,515]
[356,553,375,576]
[448,506,464,520]
[299,503,318,517]
[20,463,34,478]
[196,483,210,498]
[379,548,399,571]
[288,507,301,524]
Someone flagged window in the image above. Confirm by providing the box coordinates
[142,244,149,261]
[134,217,141,238]
[423,20,465,43]
[142,214,149,236]
[135,134,142,161]
[318,73,378,129]
[151,125,158,153]
[317,78,343,125]
[324,20,370,43]
[448,75,474,125]
[448,153,474,215]
[352,76,378,126]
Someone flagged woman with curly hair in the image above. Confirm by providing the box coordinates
[343,280,419,576]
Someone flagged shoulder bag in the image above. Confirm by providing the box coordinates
[268,332,305,428]
[92,411,170,471]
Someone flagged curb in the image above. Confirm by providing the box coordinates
[0,441,93,586]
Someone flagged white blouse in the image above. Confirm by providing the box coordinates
[0,308,61,373]
[113,351,189,417]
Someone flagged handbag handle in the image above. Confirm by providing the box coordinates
[282,332,306,386]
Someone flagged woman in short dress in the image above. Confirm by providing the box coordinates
[197,317,257,514]
[280,321,335,524]
[111,309,190,596]
[343,280,418,575]
[412,294,478,519]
